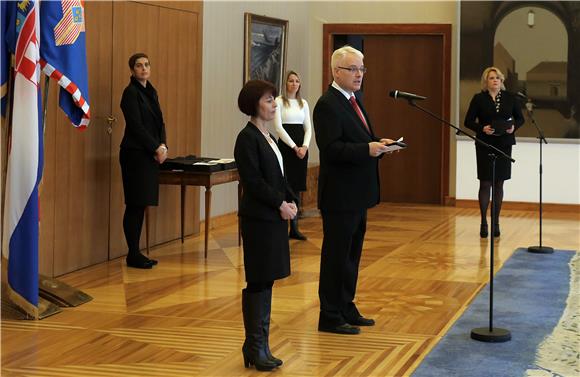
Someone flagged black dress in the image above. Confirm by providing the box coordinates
[120,76,166,206]
[274,98,312,193]
[277,124,308,192]
[234,123,297,282]
[464,90,524,181]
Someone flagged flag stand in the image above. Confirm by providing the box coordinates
[34,77,93,310]
[39,274,93,307]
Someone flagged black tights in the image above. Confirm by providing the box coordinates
[123,205,146,255]
[478,180,504,224]
[246,281,274,293]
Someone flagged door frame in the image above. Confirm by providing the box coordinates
[322,24,452,204]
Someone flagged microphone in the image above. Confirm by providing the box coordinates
[389,90,427,101]
[516,91,528,100]
[517,92,535,113]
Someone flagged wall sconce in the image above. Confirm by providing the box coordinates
[527,9,535,28]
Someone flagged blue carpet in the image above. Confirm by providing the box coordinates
[412,248,578,377]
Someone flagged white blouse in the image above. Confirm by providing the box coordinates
[273,97,312,149]
[261,131,284,176]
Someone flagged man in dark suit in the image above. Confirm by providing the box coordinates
[313,46,394,335]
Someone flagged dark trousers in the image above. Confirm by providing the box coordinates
[318,209,367,327]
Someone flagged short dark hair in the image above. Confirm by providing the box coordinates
[238,80,277,116]
[128,53,149,70]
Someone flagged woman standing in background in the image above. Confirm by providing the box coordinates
[273,71,312,240]
[464,67,524,238]
[120,53,167,269]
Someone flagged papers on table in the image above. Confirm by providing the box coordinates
[193,158,235,166]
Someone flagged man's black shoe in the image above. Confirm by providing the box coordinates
[318,323,360,334]
[146,257,158,265]
[348,316,375,326]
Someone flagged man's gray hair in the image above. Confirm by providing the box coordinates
[331,46,364,70]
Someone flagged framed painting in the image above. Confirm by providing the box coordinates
[244,13,288,93]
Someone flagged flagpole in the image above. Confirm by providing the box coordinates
[42,75,50,134]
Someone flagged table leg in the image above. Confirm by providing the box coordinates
[180,184,185,243]
[204,186,212,258]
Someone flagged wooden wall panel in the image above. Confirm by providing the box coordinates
[110,1,202,258]
[38,79,58,276]
[51,1,113,275]
[35,0,203,275]
[152,7,202,244]
[136,1,201,13]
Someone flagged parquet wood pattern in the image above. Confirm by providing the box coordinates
[2,203,579,376]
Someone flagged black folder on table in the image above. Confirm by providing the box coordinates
[161,155,236,172]
[491,117,513,136]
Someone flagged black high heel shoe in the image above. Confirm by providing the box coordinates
[242,349,277,371]
[493,223,500,237]
[480,223,488,238]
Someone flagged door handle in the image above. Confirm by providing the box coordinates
[106,115,117,135]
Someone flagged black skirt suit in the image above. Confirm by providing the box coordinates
[234,123,297,282]
[120,76,167,206]
[464,90,524,181]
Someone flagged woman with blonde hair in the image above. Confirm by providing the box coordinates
[273,70,312,240]
[464,67,524,238]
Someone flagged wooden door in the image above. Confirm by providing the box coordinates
[109,2,202,259]
[322,25,451,205]
[364,34,448,204]
[40,1,113,276]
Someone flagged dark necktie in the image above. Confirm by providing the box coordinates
[349,95,369,132]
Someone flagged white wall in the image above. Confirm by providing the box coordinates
[201,1,310,219]
[201,1,460,219]
[456,138,580,204]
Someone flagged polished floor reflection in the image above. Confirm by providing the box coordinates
[2,203,579,376]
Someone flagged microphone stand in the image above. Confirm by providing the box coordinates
[525,107,554,254]
[405,99,512,343]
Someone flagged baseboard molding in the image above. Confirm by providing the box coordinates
[454,198,580,213]
[199,211,238,233]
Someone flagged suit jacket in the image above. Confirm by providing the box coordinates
[120,76,167,153]
[464,90,524,147]
[313,86,381,211]
[234,122,297,221]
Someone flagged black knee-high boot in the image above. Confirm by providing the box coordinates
[289,198,307,240]
[263,288,282,366]
[241,289,278,371]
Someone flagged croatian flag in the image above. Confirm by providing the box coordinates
[40,0,90,128]
[2,0,43,317]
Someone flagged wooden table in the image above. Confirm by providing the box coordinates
[152,168,241,258]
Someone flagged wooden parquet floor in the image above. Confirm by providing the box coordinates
[2,203,579,377]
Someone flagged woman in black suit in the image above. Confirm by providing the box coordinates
[234,80,297,371]
[120,53,167,269]
[464,67,524,238]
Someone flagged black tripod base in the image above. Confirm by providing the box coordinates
[527,245,554,254]
[470,327,511,343]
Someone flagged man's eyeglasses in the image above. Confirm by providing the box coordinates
[338,66,368,74]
